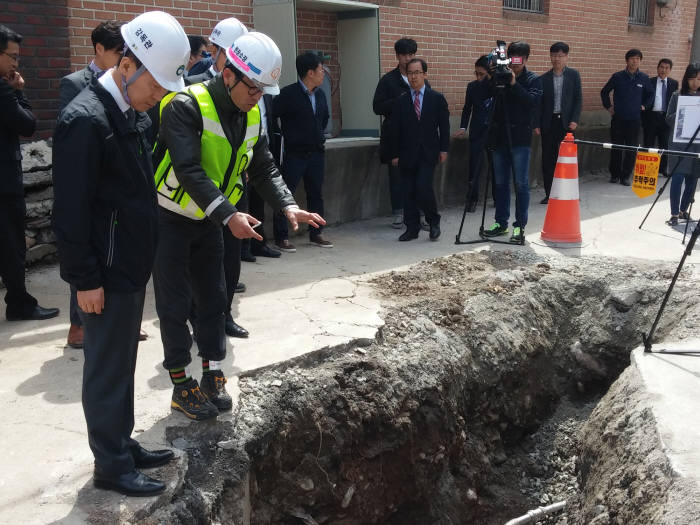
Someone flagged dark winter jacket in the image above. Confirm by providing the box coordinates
[153,74,295,224]
[52,80,157,292]
[489,67,542,147]
[0,79,36,196]
[601,69,654,121]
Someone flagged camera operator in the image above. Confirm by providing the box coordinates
[483,41,542,243]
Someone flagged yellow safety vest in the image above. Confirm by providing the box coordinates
[154,83,261,220]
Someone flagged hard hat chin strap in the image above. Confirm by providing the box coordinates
[120,44,148,106]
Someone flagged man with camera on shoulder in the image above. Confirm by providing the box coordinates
[483,41,542,243]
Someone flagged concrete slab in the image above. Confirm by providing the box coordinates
[0,173,698,523]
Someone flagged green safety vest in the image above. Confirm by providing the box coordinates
[154,83,261,220]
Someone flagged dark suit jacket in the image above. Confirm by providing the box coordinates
[261,94,281,164]
[373,67,431,163]
[59,67,95,113]
[643,76,678,122]
[536,67,582,132]
[0,79,36,195]
[273,81,329,155]
[390,86,450,168]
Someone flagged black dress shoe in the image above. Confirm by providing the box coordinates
[609,176,619,184]
[93,469,165,497]
[225,318,249,338]
[130,444,174,469]
[429,224,441,241]
[540,197,549,204]
[235,282,246,293]
[466,200,477,213]
[240,250,256,262]
[6,304,60,321]
[251,243,281,258]
[620,177,631,186]
[398,229,419,242]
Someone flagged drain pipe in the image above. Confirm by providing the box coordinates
[504,501,566,525]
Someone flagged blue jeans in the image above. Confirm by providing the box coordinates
[670,172,698,216]
[492,146,531,228]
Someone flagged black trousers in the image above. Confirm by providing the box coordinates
[79,288,144,475]
[643,112,670,175]
[468,135,487,204]
[0,195,37,316]
[154,209,226,370]
[223,224,241,323]
[387,164,403,213]
[69,287,82,326]
[609,117,641,180]
[401,158,440,231]
[248,184,268,246]
[541,115,568,197]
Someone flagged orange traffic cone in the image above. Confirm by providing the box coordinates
[540,133,582,243]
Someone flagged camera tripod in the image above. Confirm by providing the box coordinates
[455,85,526,246]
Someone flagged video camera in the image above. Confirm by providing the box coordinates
[488,40,521,87]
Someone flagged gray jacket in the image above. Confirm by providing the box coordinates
[665,92,700,175]
[59,67,95,113]
[154,74,295,224]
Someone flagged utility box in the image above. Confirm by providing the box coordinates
[253,0,381,138]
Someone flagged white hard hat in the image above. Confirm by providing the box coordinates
[120,11,190,92]
[226,32,282,95]
[209,17,248,49]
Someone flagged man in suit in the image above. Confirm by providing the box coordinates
[273,51,332,251]
[601,49,655,186]
[0,25,59,322]
[535,42,582,204]
[58,21,123,348]
[390,58,449,242]
[643,58,677,177]
[58,21,123,112]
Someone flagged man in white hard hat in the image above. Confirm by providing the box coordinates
[52,11,190,497]
[152,32,325,421]
[186,17,247,84]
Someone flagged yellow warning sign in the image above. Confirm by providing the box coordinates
[632,152,660,198]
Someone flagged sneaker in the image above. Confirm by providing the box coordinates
[482,222,508,237]
[275,239,296,253]
[171,378,219,420]
[668,216,679,226]
[200,370,233,411]
[510,226,524,243]
[391,213,403,229]
[310,235,333,248]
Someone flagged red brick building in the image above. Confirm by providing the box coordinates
[2,0,697,138]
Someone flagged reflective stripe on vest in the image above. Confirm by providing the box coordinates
[154,83,261,220]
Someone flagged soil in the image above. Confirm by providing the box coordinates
[137,250,700,525]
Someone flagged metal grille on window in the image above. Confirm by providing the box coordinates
[629,0,650,25]
[503,0,543,12]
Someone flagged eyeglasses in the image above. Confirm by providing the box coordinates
[237,76,263,96]
[406,70,424,77]
[0,51,19,63]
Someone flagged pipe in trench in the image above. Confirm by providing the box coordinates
[503,500,566,525]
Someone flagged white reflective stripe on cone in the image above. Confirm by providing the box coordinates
[550,177,579,200]
[556,156,577,164]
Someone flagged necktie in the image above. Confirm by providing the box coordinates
[661,79,667,112]
[413,91,421,120]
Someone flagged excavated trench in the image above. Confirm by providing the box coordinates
[150,251,700,525]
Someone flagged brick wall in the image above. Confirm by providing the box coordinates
[1,0,71,139]
[296,8,342,135]
[374,0,697,118]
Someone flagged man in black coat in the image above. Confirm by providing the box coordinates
[390,58,449,242]
[534,42,582,204]
[373,38,428,228]
[642,58,678,177]
[0,25,58,322]
[58,20,124,348]
[58,21,123,112]
[273,51,332,251]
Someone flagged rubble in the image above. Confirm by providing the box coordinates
[21,139,55,266]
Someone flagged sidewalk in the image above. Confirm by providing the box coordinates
[0,173,697,523]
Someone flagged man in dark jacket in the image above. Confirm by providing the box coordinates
[483,41,542,243]
[153,33,324,421]
[601,49,655,185]
[272,51,332,251]
[373,37,424,228]
[390,58,449,242]
[53,12,191,497]
[453,55,492,212]
[534,42,582,204]
[0,24,58,322]
[58,21,123,112]
[58,20,125,349]
[642,58,678,177]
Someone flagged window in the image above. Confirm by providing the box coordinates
[503,0,543,13]
[629,0,651,25]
